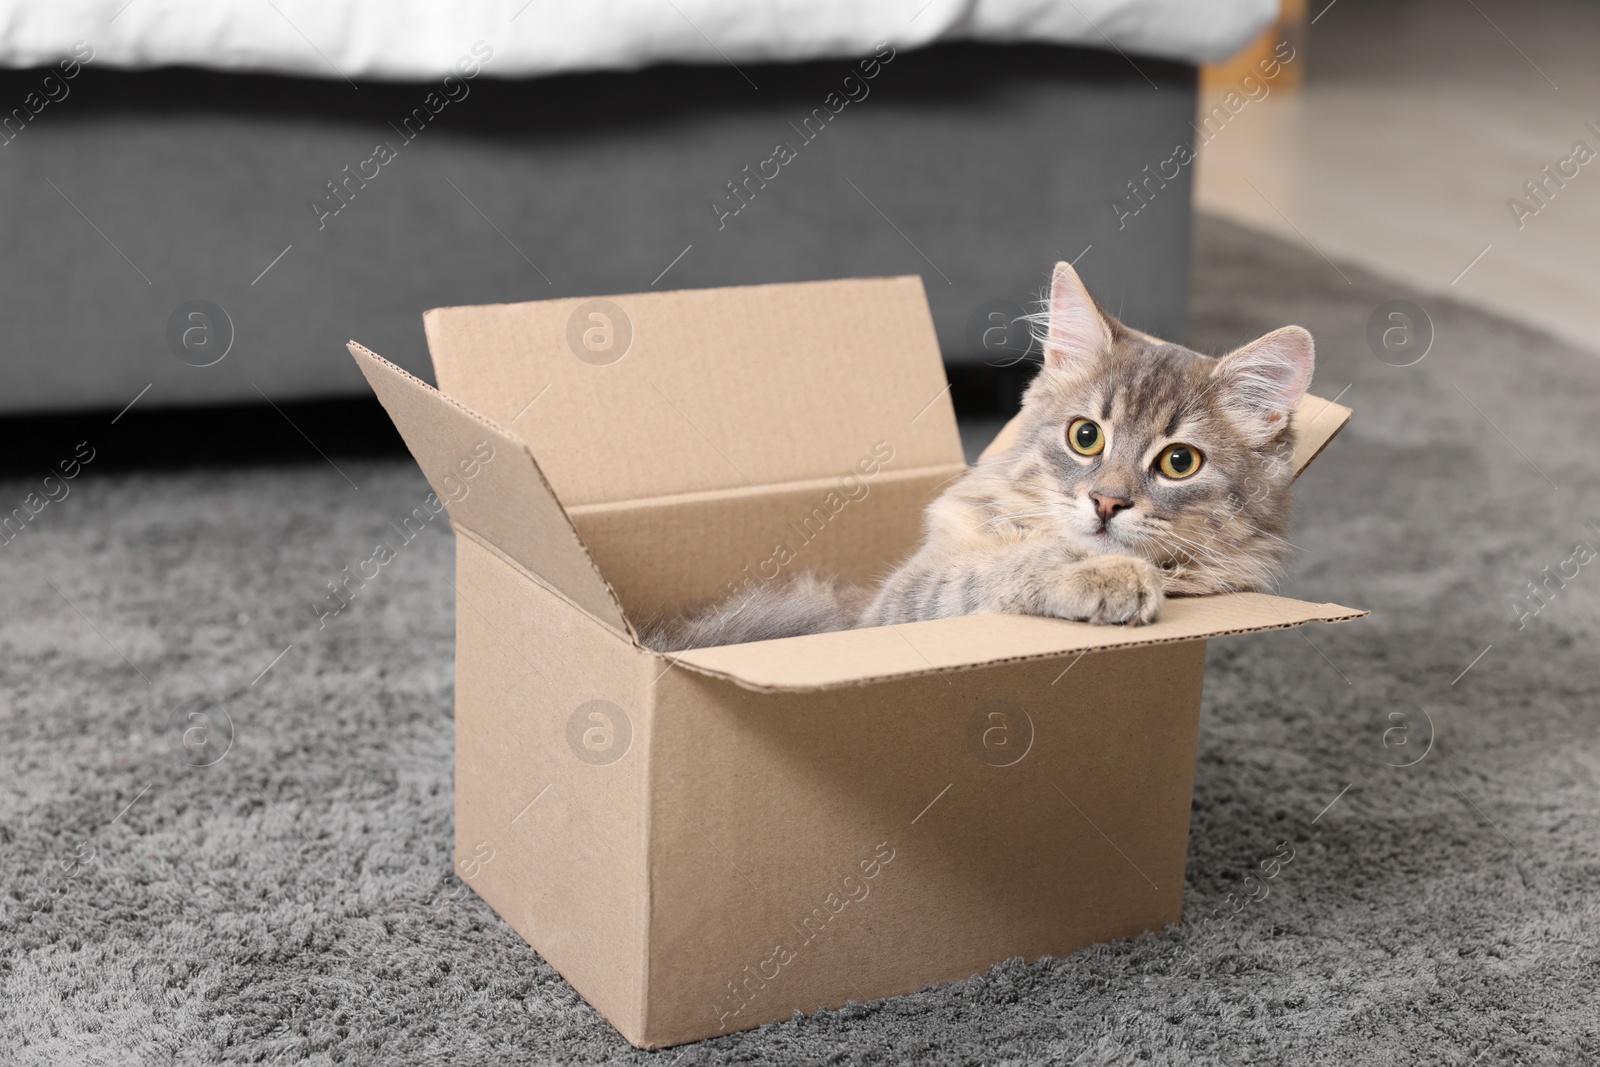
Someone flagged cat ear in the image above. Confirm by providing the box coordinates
[1212,326,1315,441]
[1042,261,1111,373]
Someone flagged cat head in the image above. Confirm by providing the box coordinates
[1005,260,1314,593]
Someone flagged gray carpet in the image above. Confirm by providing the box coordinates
[3,216,1598,1065]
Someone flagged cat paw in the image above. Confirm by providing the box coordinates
[1062,555,1164,625]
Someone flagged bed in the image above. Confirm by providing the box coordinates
[0,0,1274,413]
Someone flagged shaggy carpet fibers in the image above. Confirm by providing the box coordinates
[3,216,1598,1065]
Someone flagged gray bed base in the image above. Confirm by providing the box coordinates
[0,43,1196,414]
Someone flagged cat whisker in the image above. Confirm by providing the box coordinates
[928,467,974,495]
[1179,514,1302,557]
[971,508,1067,533]
[1147,531,1239,575]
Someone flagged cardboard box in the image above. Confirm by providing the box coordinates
[348,276,1364,1049]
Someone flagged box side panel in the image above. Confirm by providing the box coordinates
[569,464,963,622]
[452,533,652,1043]
[638,641,1207,1047]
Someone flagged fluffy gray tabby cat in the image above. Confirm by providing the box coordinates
[643,261,1313,652]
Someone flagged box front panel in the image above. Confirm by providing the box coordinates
[453,534,653,1042]
[643,641,1207,1047]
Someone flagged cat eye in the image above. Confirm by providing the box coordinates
[1157,445,1203,479]
[1067,418,1105,456]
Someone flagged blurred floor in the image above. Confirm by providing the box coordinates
[1196,0,1600,355]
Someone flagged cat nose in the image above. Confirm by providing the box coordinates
[1090,492,1132,520]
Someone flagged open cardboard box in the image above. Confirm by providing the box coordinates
[348,276,1364,1049]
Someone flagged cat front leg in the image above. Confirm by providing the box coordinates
[1043,554,1164,625]
[972,548,1163,624]
[863,544,1163,627]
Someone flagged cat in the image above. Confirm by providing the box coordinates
[640,260,1313,653]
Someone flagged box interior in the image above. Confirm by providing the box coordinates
[418,275,969,622]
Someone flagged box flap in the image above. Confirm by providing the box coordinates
[422,277,965,508]
[1285,392,1354,474]
[348,342,632,636]
[978,392,1353,476]
[665,592,1367,693]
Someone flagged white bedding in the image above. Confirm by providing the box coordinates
[0,0,1275,82]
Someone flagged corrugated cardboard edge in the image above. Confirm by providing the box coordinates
[421,274,943,328]
[663,601,1370,693]
[347,340,638,641]
[633,650,657,1047]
